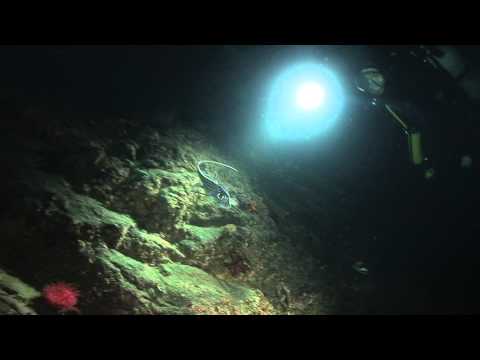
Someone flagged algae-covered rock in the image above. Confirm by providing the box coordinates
[99,251,272,314]
[92,247,274,315]
[0,168,275,314]
[177,224,239,272]
[117,228,186,265]
[0,269,40,315]
[0,115,334,315]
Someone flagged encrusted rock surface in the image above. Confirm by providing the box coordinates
[0,269,40,315]
[0,112,336,315]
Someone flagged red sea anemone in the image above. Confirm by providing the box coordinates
[42,282,80,312]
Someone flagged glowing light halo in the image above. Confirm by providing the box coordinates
[264,62,345,141]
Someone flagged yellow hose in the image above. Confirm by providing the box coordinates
[385,104,409,131]
[384,104,424,165]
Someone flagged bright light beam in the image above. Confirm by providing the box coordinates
[264,62,344,141]
[296,82,326,111]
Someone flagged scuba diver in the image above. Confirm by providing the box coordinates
[354,65,436,180]
[353,45,477,181]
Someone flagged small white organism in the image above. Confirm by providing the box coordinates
[461,155,473,169]
[352,261,369,275]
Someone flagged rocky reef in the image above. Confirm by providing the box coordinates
[0,109,338,315]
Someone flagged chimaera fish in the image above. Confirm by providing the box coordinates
[196,160,238,208]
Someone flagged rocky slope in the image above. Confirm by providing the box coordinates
[0,110,337,315]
